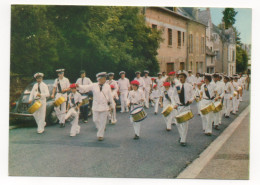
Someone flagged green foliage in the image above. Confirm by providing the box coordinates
[236,45,248,73]
[222,8,237,29]
[11,5,162,82]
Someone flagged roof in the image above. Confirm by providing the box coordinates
[198,10,210,25]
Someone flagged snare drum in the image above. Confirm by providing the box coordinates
[233,91,238,97]
[213,101,223,113]
[130,106,147,122]
[200,103,215,115]
[81,96,89,106]
[54,96,66,107]
[161,104,174,117]
[28,101,42,114]
[65,108,77,122]
[175,110,194,124]
[195,97,200,102]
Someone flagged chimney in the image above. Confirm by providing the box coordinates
[173,7,178,12]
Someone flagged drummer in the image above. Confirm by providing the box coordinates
[28,73,50,134]
[173,71,194,146]
[156,72,164,93]
[150,84,161,115]
[143,70,152,108]
[77,72,114,141]
[51,69,70,127]
[194,81,203,116]
[106,72,118,92]
[109,84,119,124]
[66,84,82,137]
[165,71,180,90]
[127,80,145,140]
[200,73,217,136]
[223,76,233,118]
[212,73,224,130]
[76,70,92,123]
[160,82,176,131]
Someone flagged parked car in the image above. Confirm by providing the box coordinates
[10,79,58,125]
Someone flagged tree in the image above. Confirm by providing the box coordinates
[236,45,248,73]
[222,8,237,29]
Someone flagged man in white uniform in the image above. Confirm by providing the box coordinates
[143,70,152,108]
[51,69,70,127]
[200,74,217,136]
[173,70,194,146]
[156,72,164,93]
[150,84,161,114]
[76,70,92,123]
[106,72,118,92]
[77,72,114,141]
[65,83,82,136]
[109,84,119,124]
[161,71,167,81]
[186,70,196,89]
[128,80,145,139]
[231,75,240,114]
[194,73,203,87]
[223,76,233,118]
[117,71,130,113]
[29,73,50,134]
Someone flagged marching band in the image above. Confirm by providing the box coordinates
[28,68,249,146]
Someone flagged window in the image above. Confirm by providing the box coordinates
[152,24,157,30]
[167,63,174,74]
[177,31,181,47]
[190,61,193,71]
[168,28,172,46]
[201,37,205,54]
[196,36,199,54]
[232,50,235,61]
[189,34,193,53]
[196,62,198,72]
[180,62,185,70]
[183,32,185,46]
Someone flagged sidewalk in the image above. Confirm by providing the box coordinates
[177,106,250,179]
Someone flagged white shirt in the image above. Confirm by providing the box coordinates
[134,77,145,89]
[76,77,92,94]
[111,89,119,100]
[29,82,50,102]
[106,79,119,92]
[201,82,217,99]
[150,89,161,99]
[156,77,164,89]
[224,82,233,99]
[143,76,152,89]
[173,82,194,105]
[68,91,82,107]
[215,81,225,98]
[195,76,203,84]
[128,89,145,105]
[160,87,175,106]
[187,75,196,86]
[78,83,114,112]
[53,77,70,96]
[118,78,130,92]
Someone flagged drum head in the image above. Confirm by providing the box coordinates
[130,106,143,115]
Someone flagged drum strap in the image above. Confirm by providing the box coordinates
[57,79,62,93]
[164,91,171,103]
[179,85,185,105]
[204,85,211,99]
[37,83,41,93]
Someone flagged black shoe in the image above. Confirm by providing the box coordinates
[180,142,186,146]
[214,125,220,130]
[154,112,157,115]
[178,137,181,143]
[225,115,230,118]
[166,128,171,131]
[109,120,111,124]
[134,134,140,140]
[59,124,63,128]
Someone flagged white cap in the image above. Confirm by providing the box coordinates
[34,72,44,78]
[96,72,107,79]
[56,69,65,73]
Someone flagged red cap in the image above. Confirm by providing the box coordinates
[110,85,115,89]
[163,82,171,87]
[168,71,175,75]
[131,80,140,86]
[151,78,155,81]
[153,84,157,88]
[70,83,77,89]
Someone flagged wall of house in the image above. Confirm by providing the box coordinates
[187,20,206,74]
[145,7,188,73]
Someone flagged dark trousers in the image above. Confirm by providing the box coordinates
[80,104,89,120]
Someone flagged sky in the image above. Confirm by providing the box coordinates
[208,8,252,45]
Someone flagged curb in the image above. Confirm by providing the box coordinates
[177,105,250,179]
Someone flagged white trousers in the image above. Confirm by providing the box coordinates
[93,111,109,138]
[66,108,80,135]
[223,98,232,116]
[153,98,160,113]
[162,104,177,129]
[214,111,221,126]
[144,87,151,108]
[232,97,239,113]
[175,106,190,143]
[201,99,214,133]
[196,101,201,115]
[33,100,46,133]
[108,107,117,123]
[54,94,67,124]
[130,105,143,136]
[120,91,129,112]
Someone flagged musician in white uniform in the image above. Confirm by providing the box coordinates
[128,80,145,139]
[173,71,194,146]
[212,73,224,130]
[200,74,217,136]
[161,71,167,81]
[51,69,70,127]
[231,75,240,114]
[195,73,203,87]
[76,70,92,123]
[106,72,118,92]
[186,70,196,89]
[29,73,50,134]
[66,84,82,136]
[238,73,244,102]
[165,71,180,90]
[77,72,114,141]
[160,82,176,131]
[223,76,233,118]
[109,84,119,124]
[134,71,145,91]
[156,72,164,93]
[117,71,130,113]
[143,70,152,108]
[194,81,203,115]
[150,84,160,114]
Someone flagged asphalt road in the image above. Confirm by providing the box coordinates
[9,89,250,178]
